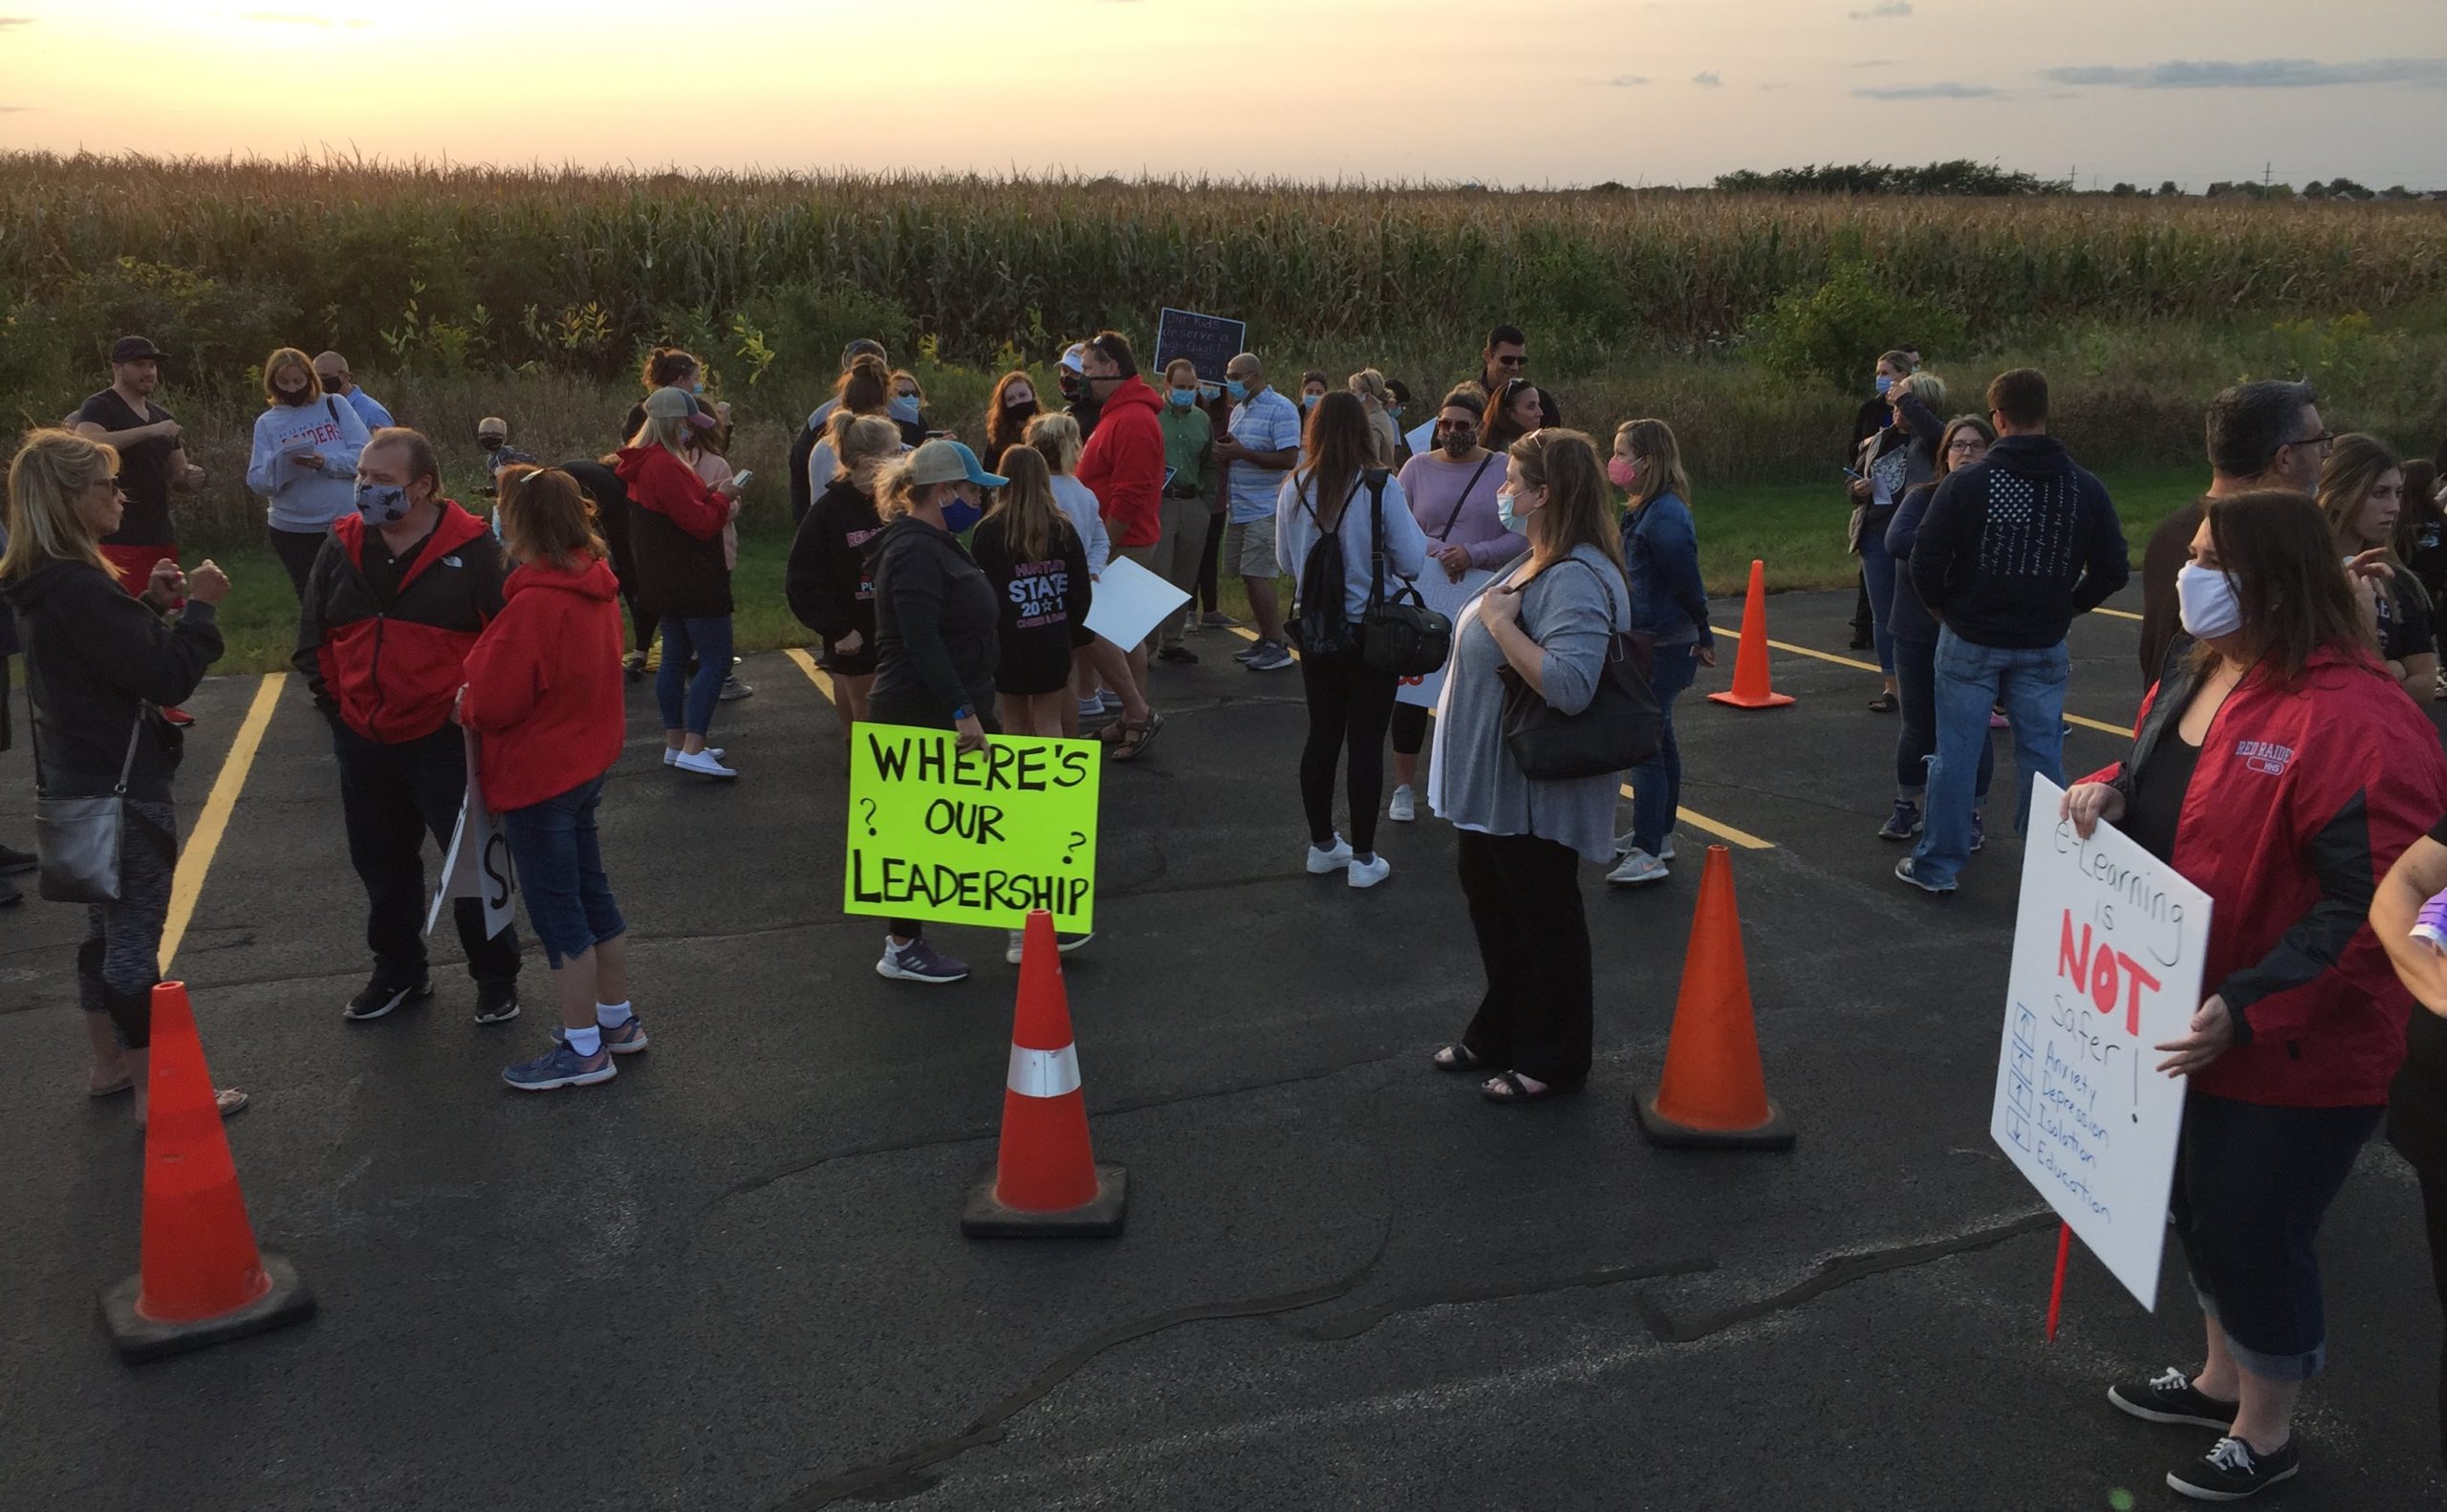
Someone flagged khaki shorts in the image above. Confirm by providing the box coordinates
[1223,516,1278,579]
[1116,542,1159,572]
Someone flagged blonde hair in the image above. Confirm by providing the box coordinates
[496,464,607,573]
[1026,413,1083,474]
[1613,418,1693,510]
[1348,368,1393,407]
[890,368,923,403]
[1894,371,1949,416]
[873,455,959,521]
[3,428,117,581]
[627,410,692,457]
[985,446,1071,564]
[263,346,319,408]
[829,412,901,484]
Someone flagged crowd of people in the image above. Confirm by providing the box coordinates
[8,317,2447,1501]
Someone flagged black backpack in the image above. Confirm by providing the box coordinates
[1286,471,1379,658]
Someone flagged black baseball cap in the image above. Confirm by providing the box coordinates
[109,335,168,363]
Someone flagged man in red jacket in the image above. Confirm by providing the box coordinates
[1076,329,1168,702]
[295,427,522,1026]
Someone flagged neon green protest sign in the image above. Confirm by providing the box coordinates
[844,723,1101,931]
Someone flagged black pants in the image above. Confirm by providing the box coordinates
[1851,570,1873,635]
[1297,643,1398,855]
[869,702,1001,941]
[1456,829,1593,1088]
[1390,702,1430,758]
[1196,509,1226,613]
[332,722,522,987]
[269,526,328,598]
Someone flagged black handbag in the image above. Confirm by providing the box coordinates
[27,681,144,904]
[1499,560,1662,781]
[1358,470,1454,679]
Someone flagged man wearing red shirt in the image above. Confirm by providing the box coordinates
[1075,329,1168,699]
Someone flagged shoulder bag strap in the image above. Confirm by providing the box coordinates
[1435,454,1494,543]
[1363,469,1393,609]
[326,395,343,430]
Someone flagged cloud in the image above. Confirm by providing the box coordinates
[1692,71,1722,87]
[1851,58,1898,68]
[1848,0,1912,17]
[1854,81,2002,99]
[2044,57,2447,89]
[0,104,26,113]
[0,16,32,27]
[1592,75,1651,87]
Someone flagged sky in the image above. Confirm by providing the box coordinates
[1,0,2443,190]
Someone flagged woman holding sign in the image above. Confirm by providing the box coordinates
[464,465,639,1092]
[1424,429,1629,1103]
[2063,489,2447,1502]
[865,439,1007,985]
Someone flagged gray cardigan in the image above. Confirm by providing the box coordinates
[1427,543,1633,864]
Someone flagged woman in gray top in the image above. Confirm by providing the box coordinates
[1425,429,1632,1103]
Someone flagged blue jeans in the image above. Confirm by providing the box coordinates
[1858,532,1898,676]
[1628,641,1700,854]
[501,775,626,969]
[657,615,733,737]
[1893,634,1992,799]
[1911,629,2068,886]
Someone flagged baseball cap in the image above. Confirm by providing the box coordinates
[109,335,167,364]
[904,439,1007,490]
[641,386,700,422]
[1059,342,1088,374]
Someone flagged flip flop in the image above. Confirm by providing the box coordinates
[1431,1044,1485,1072]
[1481,1069,1570,1105]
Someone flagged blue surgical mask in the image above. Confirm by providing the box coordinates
[354,482,410,526]
[1169,388,1197,409]
[889,396,921,423]
[1302,393,1320,412]
[1873,374,1894,397]
[1388,405,1404,422]
[1496,489,1532,535]
[691,380,705,396]
[1224,379,1249,401]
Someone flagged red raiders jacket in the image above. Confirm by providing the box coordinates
[294,503,506,744]
[1075,376,1165,549]
[2084,645,2447,1107]
[461,555,625,811]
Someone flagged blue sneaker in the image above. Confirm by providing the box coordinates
[601,1017,649,1055]
[1877,799,1921,840]
[503,1039,617,1091]
[1971,810,1986,853]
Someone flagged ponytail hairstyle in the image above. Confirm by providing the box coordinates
[641,346,699,394]
[495,464,607,573]
[829,412,902,486]
[984,446,1069,564]
[837,354,892,417]
[873,452,920,520]
[1026,412,1084,475]
[1347,368,1393,409]
[1613,418,1692,510]
[2,427,116,580]
[1509,428,1623,582]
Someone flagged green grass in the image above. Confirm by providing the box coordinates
[200,467,2203,675]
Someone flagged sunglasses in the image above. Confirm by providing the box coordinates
[1494,354,1527,368]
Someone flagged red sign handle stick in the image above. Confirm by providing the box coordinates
[2046,1221,2072,1342]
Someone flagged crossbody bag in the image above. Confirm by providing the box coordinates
[27,678,145,903]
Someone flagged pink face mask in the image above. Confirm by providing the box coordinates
[1606,456,1638,490]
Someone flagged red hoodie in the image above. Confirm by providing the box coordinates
[614,444,727,540]
[1075,375,1165,549]
[460,554,626,811]
[2084,645,2447,1107]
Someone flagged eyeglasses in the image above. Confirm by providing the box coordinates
[1945,439,1985,454]
[2281,432,2337,458]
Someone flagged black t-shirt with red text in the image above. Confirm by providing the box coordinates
[74,388,178,546]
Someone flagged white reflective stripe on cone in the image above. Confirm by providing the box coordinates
[1007,1044,1083,1099]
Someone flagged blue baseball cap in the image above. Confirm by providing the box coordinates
[905,438,1007,489]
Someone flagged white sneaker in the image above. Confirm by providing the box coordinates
[663,745,725,767]
[1347,853,1391,889]
[1658,833,1677,861]
[1388,785,1418,823]
[1005,929,1026,965]
[1606,849,1669,886]
[671,749,738,779]
[1307,835,1353,874]
[1613,831,1676,862]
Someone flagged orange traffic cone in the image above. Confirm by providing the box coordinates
[100,983,314,1360]
[1635,847,1796,1150]
[1705,559,1796,710]
[963,910,1128,1237]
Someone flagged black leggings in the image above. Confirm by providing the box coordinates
[1456,829,1593,1088]
[269,526,328,598]
[1298,643,1399,855]
[1390,702,1431,758]
[1196,510,1226,613]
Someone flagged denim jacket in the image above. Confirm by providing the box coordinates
[1620,492,1713,648]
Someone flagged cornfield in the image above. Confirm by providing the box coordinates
[5,152,2445,377]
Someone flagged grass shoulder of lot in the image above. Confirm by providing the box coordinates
[194,467,2201,675]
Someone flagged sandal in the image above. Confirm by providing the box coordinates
[1432,1044,1484,1073]
[1481,1069,1570,1105]
[1109,712,1164,763]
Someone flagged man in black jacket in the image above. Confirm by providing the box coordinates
[1901,368,2129,895]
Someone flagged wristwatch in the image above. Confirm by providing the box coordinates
[951,705,973,723]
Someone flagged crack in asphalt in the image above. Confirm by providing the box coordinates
[1633,1209,2055,1345]
[1283,1255,1719,1342]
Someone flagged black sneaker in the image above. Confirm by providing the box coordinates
[472,981,521,1025]
[1157,644,1199,665]
[344,975,434,1021]
[2167,1436,2299,1501]
[0,843,36,874]
[0,875,19,907]
[2110,1367,2239,1430]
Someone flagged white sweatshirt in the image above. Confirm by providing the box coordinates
[248,395,371,530]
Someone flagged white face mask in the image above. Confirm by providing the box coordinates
[2176,561,2243,639]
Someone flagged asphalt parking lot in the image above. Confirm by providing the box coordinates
[1,582,2439,1512]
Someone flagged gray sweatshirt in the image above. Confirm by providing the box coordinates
[247,395,371,531]
[1427,544,1633,864]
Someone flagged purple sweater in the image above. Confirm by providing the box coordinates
[1397,449,1527,573]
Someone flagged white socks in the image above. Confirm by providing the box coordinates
[597,1000,634,1028]
[566,1025,604,1057]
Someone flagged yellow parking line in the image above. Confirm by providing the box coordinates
[159,673,284,974]
[2090,607,2143,622]
[2066,712,2130,737]
[1241,629,1774,848]
[1708,623,2134,740]
[785,646,835,703]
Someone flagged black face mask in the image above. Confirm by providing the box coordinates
[1057,373,1084,400]
[1440,428,1478,458]
[1003,395,1039,414]
[480,437,505,452]
[321,375,347,393]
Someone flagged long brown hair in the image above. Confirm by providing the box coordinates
[2318,433,2402,557]
[1483,378,1541,452]
[985,370,1040,459]
[836,355,891,417]
[2198,488,2373,683]
[496,464,607,573]
[1294,390,1375,529]
[1509,428,1624,583]
[984,446,1071,564]
[640,346,698,393]
[1933,415,1997,482]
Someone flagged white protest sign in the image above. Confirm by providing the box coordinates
[1403,417,1437,457]
[1083,553,1191,651]
[1991,775,2211,1310]
[1395,567,1493,708]
[427,727,517,940]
